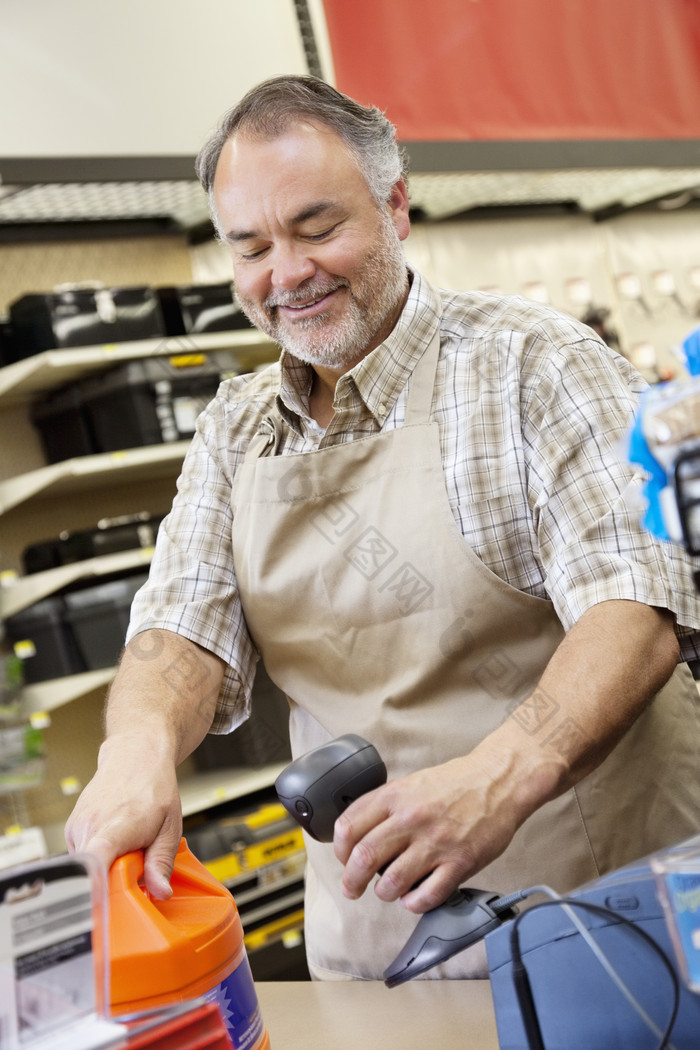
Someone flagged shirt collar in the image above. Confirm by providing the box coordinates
[276,267,440,426]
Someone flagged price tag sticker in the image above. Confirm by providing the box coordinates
[13,641,35,660]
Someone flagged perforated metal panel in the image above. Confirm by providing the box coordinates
[1,168,700,228]
[0,180,210,227]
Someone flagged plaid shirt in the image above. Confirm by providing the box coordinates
[127,269,700,731]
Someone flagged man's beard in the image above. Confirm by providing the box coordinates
[237,215,408,371]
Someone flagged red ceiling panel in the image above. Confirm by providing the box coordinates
[321,0,700,141]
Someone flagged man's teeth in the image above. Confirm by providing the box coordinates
[287,294,328,309]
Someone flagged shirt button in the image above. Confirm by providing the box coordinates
[377,402,387,418]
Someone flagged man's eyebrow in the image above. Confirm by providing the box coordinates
[226,200,338,244]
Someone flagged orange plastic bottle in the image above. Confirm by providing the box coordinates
[108,837,270,1049]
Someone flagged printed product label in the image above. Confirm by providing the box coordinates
[202,949,265,1050]
[0,874,96,1049]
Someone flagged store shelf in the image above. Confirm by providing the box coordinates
[237,883,305,924]
[22,666,286,805]
[0,329,278,407]
[234,869,306,911]
[0,442,189,516]
[178,763,287,818]
[21,667,115,714]
[2,546,155,618]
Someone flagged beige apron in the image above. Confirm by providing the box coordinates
[231,296,700,980]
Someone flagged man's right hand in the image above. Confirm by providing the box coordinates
[64,733,183,898]
[64,629,225,893]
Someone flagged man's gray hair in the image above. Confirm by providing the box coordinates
[195,74,409,231]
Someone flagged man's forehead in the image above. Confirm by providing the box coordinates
[217,120,360,179]
[212,122,373,234]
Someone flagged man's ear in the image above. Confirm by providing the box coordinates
[387,179,411,241]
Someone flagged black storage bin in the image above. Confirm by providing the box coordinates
[60,513,165,563]
[0,318,17,367]
[8,286,166,359]
[30,383,97,463]
[22,513,165,575]
[79,352,238,452]
[63,573,149,671]
[20,539,63,575]
[191,664,291,770]
[157,283,254,336]
[5,597,86,683]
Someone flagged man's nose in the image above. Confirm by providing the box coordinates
[270,244,316,291]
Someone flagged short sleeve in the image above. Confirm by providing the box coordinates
[522,331,700,654]
[126,396,259,733]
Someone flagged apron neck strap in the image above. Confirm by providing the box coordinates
[403,296,443,426]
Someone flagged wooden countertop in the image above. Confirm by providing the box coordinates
[255,979,499,1049]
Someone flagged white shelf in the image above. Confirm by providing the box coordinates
[21,666,288,813]
[178,762,287,817]
[2,546,155,618]
[22,667,115,714]
[0,329,277,406]
[0,441,189,516]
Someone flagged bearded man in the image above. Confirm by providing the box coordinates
[66,75,700,981]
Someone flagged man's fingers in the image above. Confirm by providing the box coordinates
[72,832,121,876]
[142,815,183,899]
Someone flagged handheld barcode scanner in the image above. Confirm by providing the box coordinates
[274,734,387,842]
[274,733,515,985]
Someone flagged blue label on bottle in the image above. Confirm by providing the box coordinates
[202,952,266,1049]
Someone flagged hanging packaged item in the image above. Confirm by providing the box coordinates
[156,282,254,335]
[7,285,166,360]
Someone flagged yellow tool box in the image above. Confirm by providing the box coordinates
[185,800,309,980]
[187,801,304,883]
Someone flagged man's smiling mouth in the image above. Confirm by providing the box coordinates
[285,293,330,311]
[273,287,346,320]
